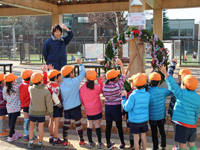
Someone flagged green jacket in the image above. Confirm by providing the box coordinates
[29,84,53,116]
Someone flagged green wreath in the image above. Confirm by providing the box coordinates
[103,26,169,92]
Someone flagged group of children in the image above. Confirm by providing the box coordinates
[0,57,199,150]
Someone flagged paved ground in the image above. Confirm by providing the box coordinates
[0,60,200,149]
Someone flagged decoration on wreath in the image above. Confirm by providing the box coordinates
[103,26,169,92]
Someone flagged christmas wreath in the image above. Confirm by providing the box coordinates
[103,26,169,92]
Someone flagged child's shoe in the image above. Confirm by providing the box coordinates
[79,140,85,147]
[24,135,29,141]
[52,138,62,146]
[27,142,34,149]
[5,129,10,133]
[14,132,23,138]
[33,135,38,142]
[63,140,70,148]
[12,134,19,141]
[7,137,13,142]
[88,141,96,149]
[118,143,125,150]
[49,137,53,144]
[37,142,43,149]
[0,130,9,137]
[107,142,115,149]
[97,142,104,149]
[128,145,133,150]
[172,147,179,150]
[160,147,166,150]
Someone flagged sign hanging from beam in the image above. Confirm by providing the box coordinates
[128,12,145,26]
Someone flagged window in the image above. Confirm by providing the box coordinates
[171,29,178,36]
[64,19,72,26]
[180,29,193,36]
[78,17,89,23]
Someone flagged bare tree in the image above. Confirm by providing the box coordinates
[86,12,127,58]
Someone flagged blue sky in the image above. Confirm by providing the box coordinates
[146,7,200,24]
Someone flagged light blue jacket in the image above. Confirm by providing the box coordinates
[121,88,150,123]
[166,76,200,125]
[148,86,171,121]
[60,65,86,110]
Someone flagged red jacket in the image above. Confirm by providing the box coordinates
[47,81,61,105]
[19,80,30,108]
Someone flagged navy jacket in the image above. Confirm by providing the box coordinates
[42,31,73,70]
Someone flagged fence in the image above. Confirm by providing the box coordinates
[180,39,200,66]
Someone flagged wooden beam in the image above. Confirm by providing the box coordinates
[0,8,49,16]
[58,2,129,14]
[163,0,200,9]
[146,0,162,9]
[0,0,58,14]
[153,9,163,40]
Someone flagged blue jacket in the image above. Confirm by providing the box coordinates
[42,31,74,70]
[60,65,86,110]
[121,88,150,123]
[166,76,200,125]
[148,86,171,121]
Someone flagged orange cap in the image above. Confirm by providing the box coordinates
[0,73,4,82]
[129,73,147,87]
[48,69,60,79]
[86,70,97,81]
[149,72,161,81]
[61,65,75,76]
[178,68,191,76]
[4,73,18,82]
[183,75,198,90]
[21,69,33,79]
[31,72,44,84]
[106,69,120,80]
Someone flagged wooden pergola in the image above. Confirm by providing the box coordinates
[0,0,200,74]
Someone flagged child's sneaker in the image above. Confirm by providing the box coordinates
[37,142,43,149]
[27,142,34,149]
[107,142,115,149]
[63,140,70,148]
[52,138,62,146]
[118,143,125,150]
[172,147,179,150]
[88,141,96,149]
[7,137,13,142]
[33,135,38,142]
[79,140,85,147]
[0,130,9,137]
[24,135,29,141]
[128,145,133,150]
[14,132,23,138]
[12,134,19,141]
[49,137,53,144]
[5,129,10,133]
[97,142,104,149]
[160,147,166,150]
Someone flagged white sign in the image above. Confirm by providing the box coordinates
[128,12,145,26]
[123,43,129,57]
[85,44,104,59]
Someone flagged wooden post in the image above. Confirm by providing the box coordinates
[52,14,63,26]
[153,9,163,40]
[128,0,146,76]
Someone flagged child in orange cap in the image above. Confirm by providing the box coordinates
[80,70,105,149]
[102,59,126,149]
[121,73,150,150]
[47,69,63,146]
[27,72,53,149]
[2,73,22,142]
[167,58,192,150]
[159,65,200,150]
[60,58,86,148]
[0,73,9,137]
[19,69,38,142]
[148,72,171,150]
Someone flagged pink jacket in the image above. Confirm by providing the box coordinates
[80,79,103,116]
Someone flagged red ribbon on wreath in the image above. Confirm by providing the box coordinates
[132,30,140,35]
